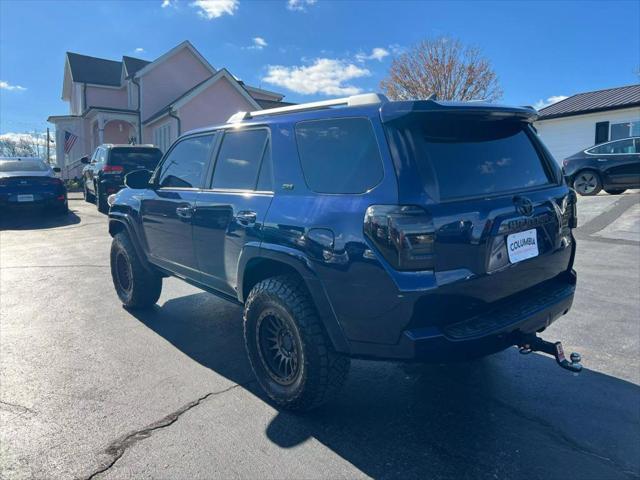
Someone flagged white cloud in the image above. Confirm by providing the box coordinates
[0,81,26,91]
[389,43,406,55]
[262,58,370,96]
[161,0,173,7]
[134,47,145,54]
[355,47,390,62]
[287,0,317,11]
[251,37,267,50]
[191,0,238,19]
[534,95,568,110]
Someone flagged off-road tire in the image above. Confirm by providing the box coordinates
[604,189,626,195]
[244,275,350,411]
[110,232,162,309]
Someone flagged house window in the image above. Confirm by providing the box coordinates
[154,124,172,153]
[610,120,640,141]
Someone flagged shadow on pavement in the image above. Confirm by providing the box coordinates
[0,208,81,231]
[132,291,640,480]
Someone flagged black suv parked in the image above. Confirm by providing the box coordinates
[108,94,580,410]
[81,144,162,212]
[563,137,640,196]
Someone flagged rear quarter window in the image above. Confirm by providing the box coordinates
[386,116,551,200]
[295,117,383,194]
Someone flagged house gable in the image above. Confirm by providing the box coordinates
[138,44,214,121]
[177,74,259,133]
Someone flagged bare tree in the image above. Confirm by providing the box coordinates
[380,37,502,102]
[0,138,37,157]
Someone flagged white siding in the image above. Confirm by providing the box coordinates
[535,107,640,162]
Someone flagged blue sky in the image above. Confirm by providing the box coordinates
[1,0,638,135]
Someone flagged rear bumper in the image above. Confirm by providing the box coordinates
[98,179,124,195]
[348,270,576,361]
[0,191,67,210]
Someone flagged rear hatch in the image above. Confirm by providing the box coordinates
[380,102,576,324]
[105,147,162,183]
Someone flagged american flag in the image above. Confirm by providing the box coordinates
[64,131,78,154]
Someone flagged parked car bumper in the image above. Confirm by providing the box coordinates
[346,270,576,361]
[0,190,68,210]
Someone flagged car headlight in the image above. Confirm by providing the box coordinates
[107,193,117,207]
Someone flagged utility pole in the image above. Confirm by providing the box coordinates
[46,128,51,164]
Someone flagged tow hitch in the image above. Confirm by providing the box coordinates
[517,334,582,373]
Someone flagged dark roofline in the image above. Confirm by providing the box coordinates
[537,83,640,120]
[537,102,640,121]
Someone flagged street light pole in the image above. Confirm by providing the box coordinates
[46,128,50,164]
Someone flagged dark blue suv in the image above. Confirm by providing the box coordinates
[108,94,580,410]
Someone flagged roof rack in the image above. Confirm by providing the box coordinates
[227,93,388,123]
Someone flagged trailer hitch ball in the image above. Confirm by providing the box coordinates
[517,334,583,373]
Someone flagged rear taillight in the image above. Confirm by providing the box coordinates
[559,190,578,241]
[103,165,124,174]
[364,205,435,271]
[562,159,570,168]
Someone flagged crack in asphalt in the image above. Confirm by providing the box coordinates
[0,399,37,416]
[83,384,242,480]
[484,394,640,478]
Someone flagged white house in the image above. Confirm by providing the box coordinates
[535,84,640,161]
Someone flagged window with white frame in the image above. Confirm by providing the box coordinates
[154,124,172,153]
[610,120,640,140]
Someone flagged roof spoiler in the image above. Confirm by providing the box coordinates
[380,100,538,123]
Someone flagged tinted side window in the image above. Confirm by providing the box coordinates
[212,129,268,190]
[589,139,635,155]
[295,118,384,194]
[157,135,214,188]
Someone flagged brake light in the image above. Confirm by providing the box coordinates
[364,205,435,271]
[558,190,578,239]
[103,165,124,174]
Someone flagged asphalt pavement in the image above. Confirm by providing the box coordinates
[1,191,639,480]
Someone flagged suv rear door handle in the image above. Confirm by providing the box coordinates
[176,206,194,220]
[235,210,257,225]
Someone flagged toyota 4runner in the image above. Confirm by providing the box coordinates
[108,94,581,410]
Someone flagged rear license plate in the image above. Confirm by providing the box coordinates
[507,228,539,264]
[17,194,34,202]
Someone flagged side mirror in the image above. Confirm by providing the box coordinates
[125,169,153,189]
[80,156,90,164]
[52,167,61,173]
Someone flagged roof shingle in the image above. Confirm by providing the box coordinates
[122,56,151,77]
[66,52,123,86]
[538,84,640,120]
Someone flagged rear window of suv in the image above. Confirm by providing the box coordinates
[108,148,162,170]
[295,118,384,194]
[386,116,551,200]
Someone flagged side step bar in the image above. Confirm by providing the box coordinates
[517,333,583,373]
